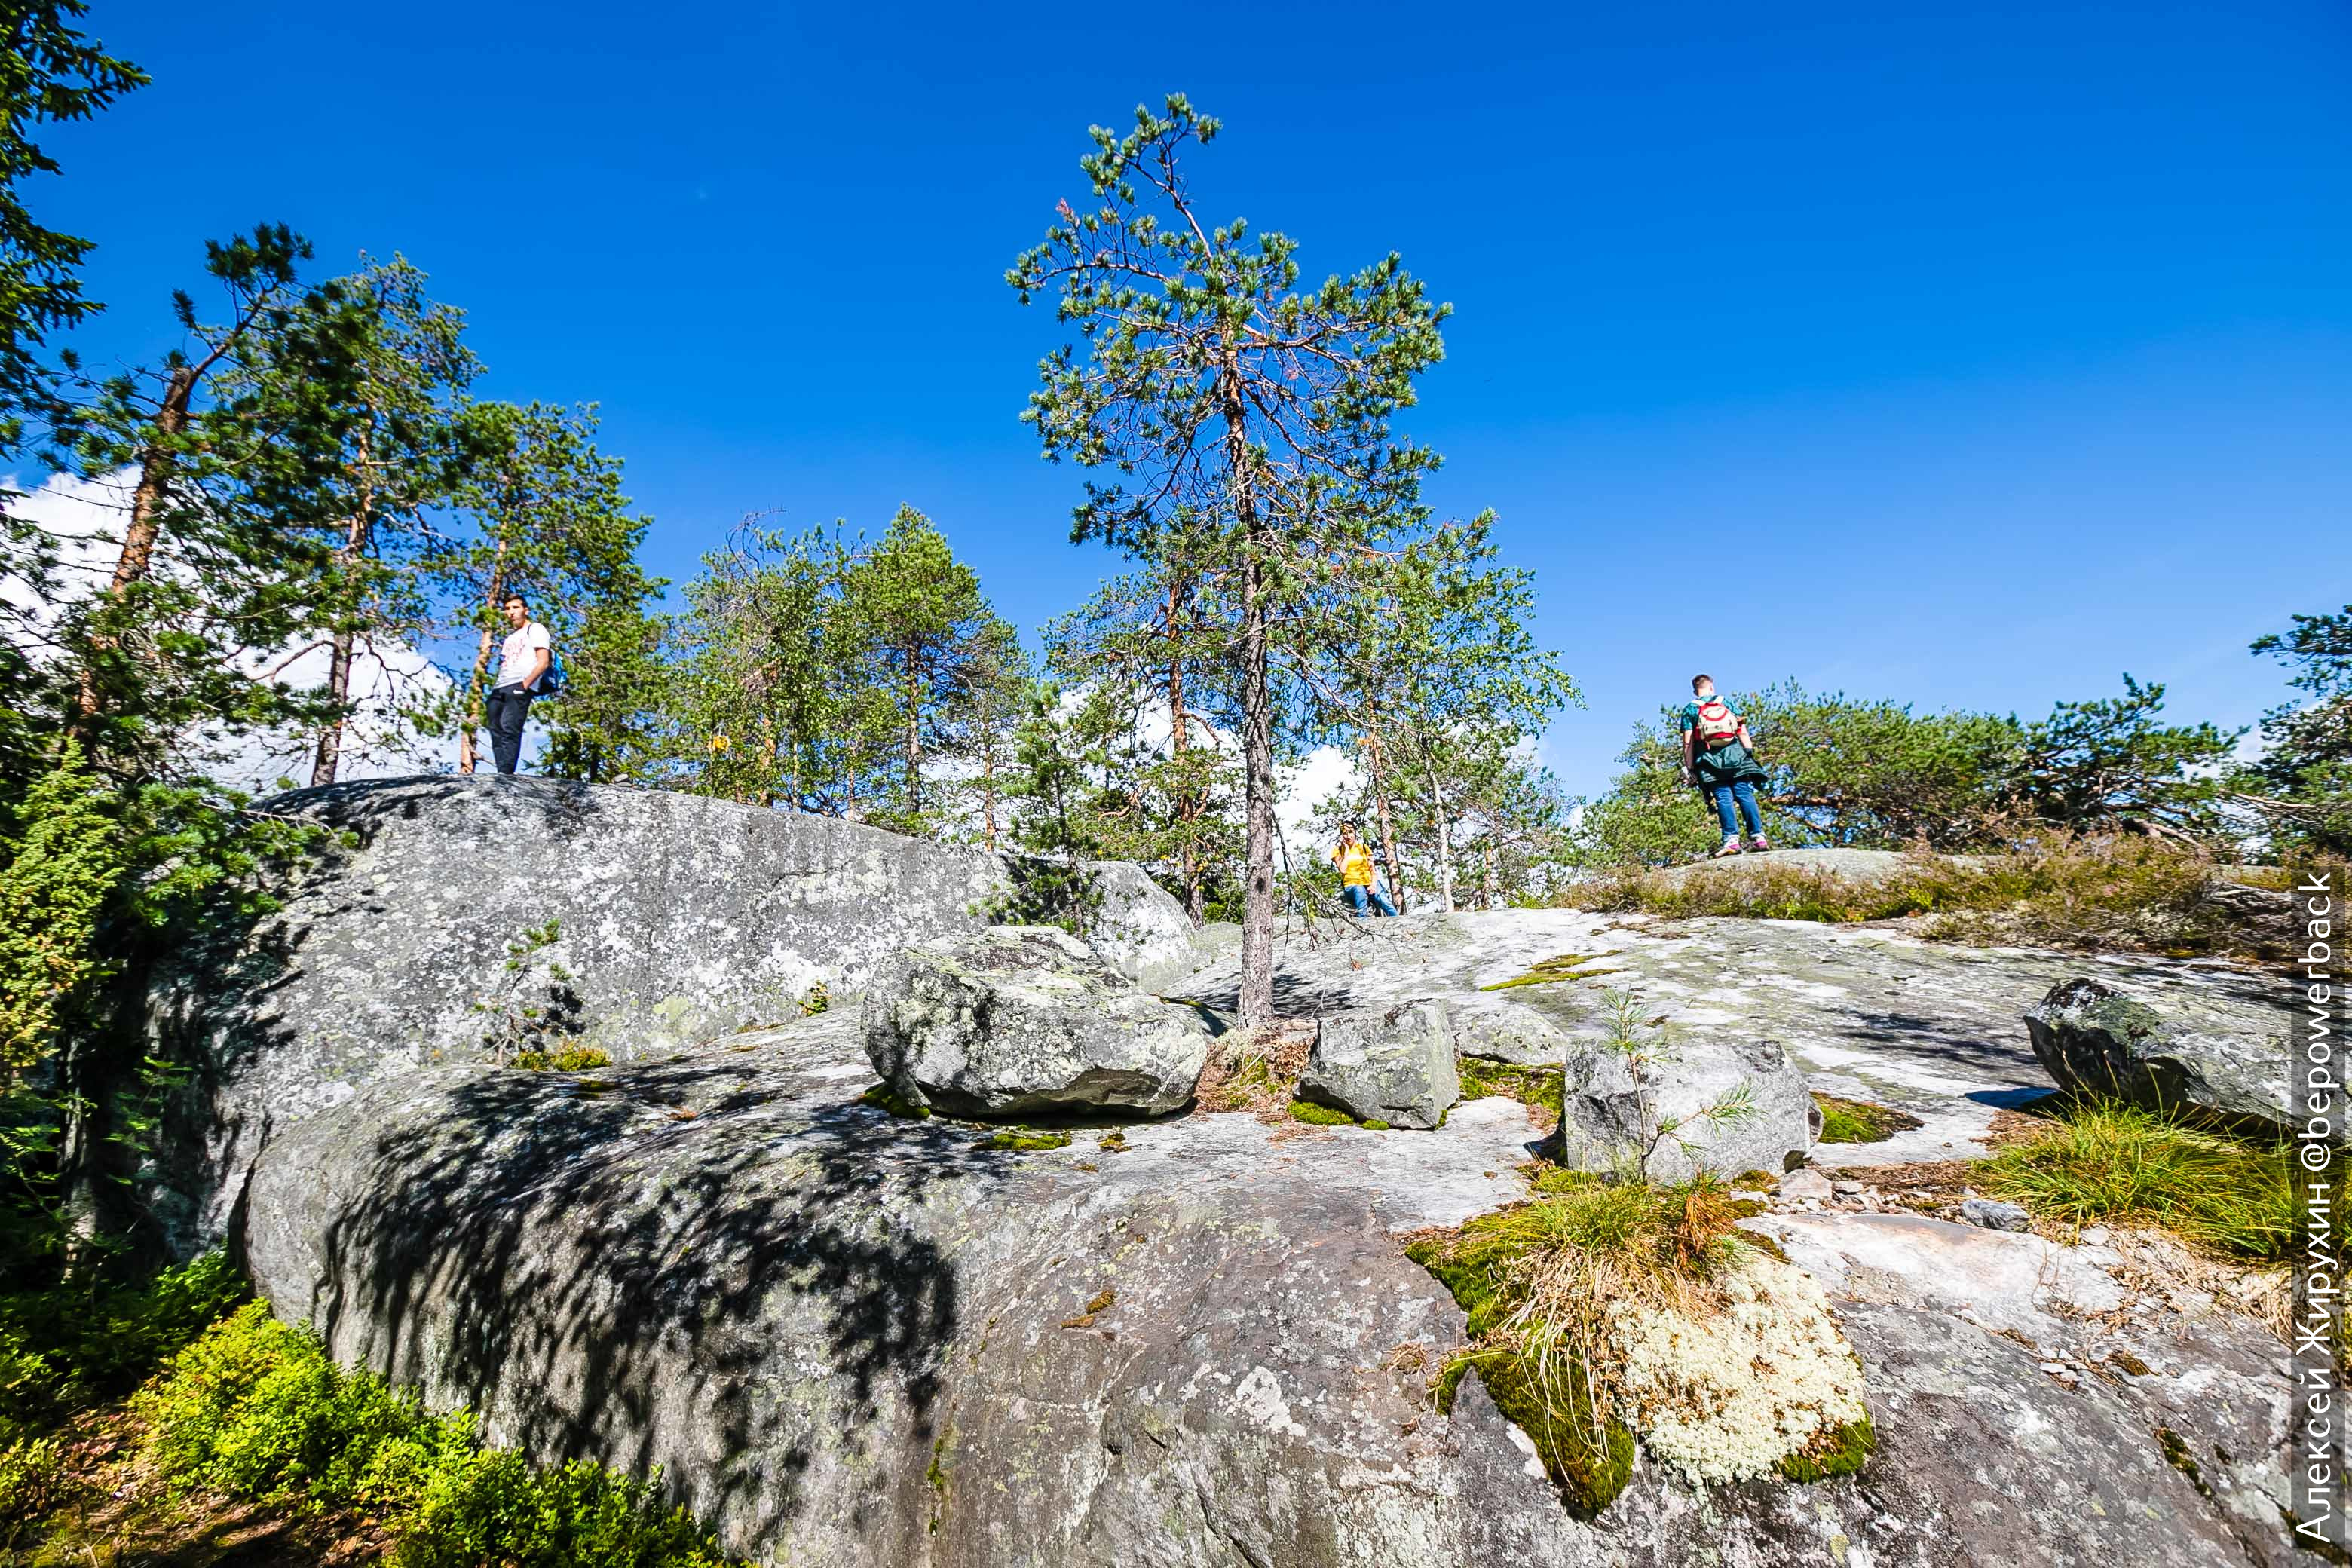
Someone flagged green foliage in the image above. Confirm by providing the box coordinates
[471,920,581,1064]
[0,1432,63,1533]
[1982,1101,2292,1260]
[1011,93,1573,1020]
[988,686,1105,935]
[0,741,119,1076]
[1811,1094,1922,1144]
[2238,604,2352,855]
[139,1303,737,1567]
[0,1252,245,1443]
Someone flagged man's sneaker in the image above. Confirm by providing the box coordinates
[1711,840,1744,858]
[1749,836,1770,852]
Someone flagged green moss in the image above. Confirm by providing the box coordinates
[1363,1118,1392,1131]
[1286,1099,1356,1126]
[859,1083,933,1119]
[1432,1357,1470,1415]
[1456,1058,1566,1119]
[1778,1416,1875,1482]
[1813,1093,1923,1144]
[2154,1425,2215,1499]
[1478,953,1622,991]
[1474,1354,1637,1517]
[513,1043,612,1073]
[981,1129,1071,1152]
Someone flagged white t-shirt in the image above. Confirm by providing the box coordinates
[498,620,551,688]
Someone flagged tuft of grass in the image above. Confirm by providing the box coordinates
[981,1129,1071,1152]
[513,1043,613,1073]
[1981,1101,2292,1260]
[1812,1093,1924,1144]
[1404,1172,1777,1512]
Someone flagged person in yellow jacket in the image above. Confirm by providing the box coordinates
[1332,822,1398,917]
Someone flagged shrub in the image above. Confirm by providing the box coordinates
[139,1303,739,1567]
[1982,1101,2292,1260]
[0,1251,247,1442]
[0,1435,66,1533]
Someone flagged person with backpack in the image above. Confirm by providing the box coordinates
[1680,674,1769,857]
[483,592,557,776]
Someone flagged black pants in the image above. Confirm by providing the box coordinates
[485,684,534,774]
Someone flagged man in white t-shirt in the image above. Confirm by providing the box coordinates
[484,592,552,775]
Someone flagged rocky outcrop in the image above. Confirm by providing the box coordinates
[2026,975,2299,1135]
[141,775,1202,1252]
[239,995,2297,1567]
[1296,1002,1460,1129]
[861,926,1213,1118]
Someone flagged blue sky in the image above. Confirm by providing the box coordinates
[38,0,2352,797]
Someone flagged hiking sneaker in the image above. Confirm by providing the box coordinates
[1749,836,1770,852]
[1711,839,1744,858]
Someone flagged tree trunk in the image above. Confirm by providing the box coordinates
[1481,839,1499,910]
[456,545,507,775]
[1364,724,1405,912]
[311,433,375,788]
[1165,576,1205,926]
[903,648,923,821]
[73,363,197,727]
[1424,752,1456,914]
[1224,369,1276,1027]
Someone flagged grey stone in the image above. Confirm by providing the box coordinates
[2025,975,2300,1137]
[1779,1168,1833,1202]
[1556,1031,1815,1181]
[1443,994,1570,1067]
[237,1012,2298,1568]
[138,775,1206,1253]
[1643,845,1984,890]
[1295,1002,1460,1129]
[1962,1196,2034,1232]
[861,926,1211,1119]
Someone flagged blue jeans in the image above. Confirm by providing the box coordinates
[1344,883,1398,917]
[1710,780,1763,840]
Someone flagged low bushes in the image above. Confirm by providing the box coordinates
[1982,1101,2292,1260]
[1561,835,2312,960]
[139,1302,739,1568]
[0,1251,247,1444]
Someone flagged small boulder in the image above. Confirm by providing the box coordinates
[1557,1034,1815,1181]
[862,926,1211,1119]
[2025,977,2301,1138]
[1962,1197,2034,1233]
[1444,994,1569,1067]
[1780,1168,1834,1202]
[1297,1003,1459,1130]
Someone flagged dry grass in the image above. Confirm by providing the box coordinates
[1192,1022,1315,1118]
[1561,835,2330,961]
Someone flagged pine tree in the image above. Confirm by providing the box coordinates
[1012,94,1462,1024]
[838,506,994,833]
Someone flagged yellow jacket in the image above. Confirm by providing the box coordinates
[1333,841,1375,887]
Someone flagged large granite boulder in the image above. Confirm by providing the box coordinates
[862,926,1212,1118]
[139,775,1202,1253]
[236,1005,2298,1567]
[2026,976,2298,1135]
[1557,1032,1817,1181]
[1297,1003,1461,1129]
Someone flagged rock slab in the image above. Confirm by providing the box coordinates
[862,926,1212,1118]
[1557,1031,1815,1181]
[2025,975,2299,1136]
[1297,1003,1461,1129]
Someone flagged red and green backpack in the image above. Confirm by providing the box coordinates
[1692,698,1742,749]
